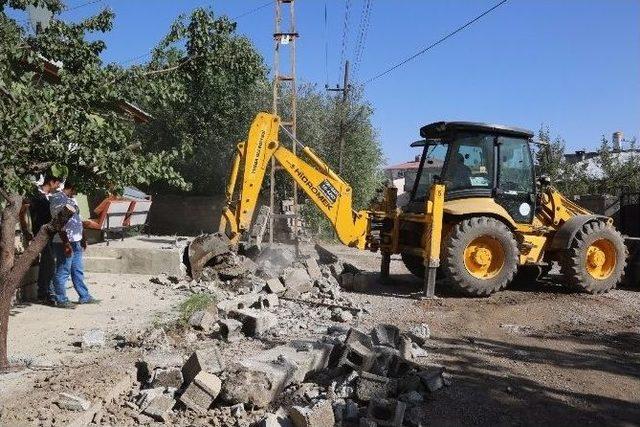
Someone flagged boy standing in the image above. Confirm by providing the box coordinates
[50,179,97,307]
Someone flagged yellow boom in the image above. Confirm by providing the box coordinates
[219,112,371,249]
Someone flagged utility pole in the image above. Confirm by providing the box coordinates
[269,0,299,245]
[327,60,350,174]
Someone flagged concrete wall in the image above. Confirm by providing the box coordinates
[147,194,226,236]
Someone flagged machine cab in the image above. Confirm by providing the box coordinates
[408,121,536,224]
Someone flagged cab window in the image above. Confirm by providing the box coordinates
[412,144,447,201]
[499,137,534,193]
[442,134,494,191]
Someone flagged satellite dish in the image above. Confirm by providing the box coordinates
[26,4,53,33]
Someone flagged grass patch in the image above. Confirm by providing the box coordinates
[177,293,216,326]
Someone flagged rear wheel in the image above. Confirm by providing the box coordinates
[559,221,626,293]
[441,217,519,296]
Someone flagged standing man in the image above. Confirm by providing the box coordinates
[19,174,62,305]
[50,179,97,307]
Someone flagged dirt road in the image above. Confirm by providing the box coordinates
[329,244,640,426]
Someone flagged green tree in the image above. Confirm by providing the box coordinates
[134,8,269,195]
[0,0,186,369]
[592,135,640,194]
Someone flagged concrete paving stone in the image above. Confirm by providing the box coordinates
[142,395,176,421]
[338,341,376,372]
[150,367,184,389]
[179,372,221,413]
[218,318,243,342]
[57,392,91,411]
[371,324,401,349]
[367,398,407,427]
[356,371,397,402]
[81,329,105,350]
[266,278,287,294]
[188,310,217,331]
[290,400,335,427]
[281,267,313,298]
[229,308,278,336]
[182,347,225,384]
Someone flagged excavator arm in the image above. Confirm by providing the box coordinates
[219,112,370,249]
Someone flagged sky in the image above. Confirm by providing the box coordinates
[10,0,640,165]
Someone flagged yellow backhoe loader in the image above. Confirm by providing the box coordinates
[211,112,626,297]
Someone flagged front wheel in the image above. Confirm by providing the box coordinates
[559,221,627,294]
[441,217,519,296]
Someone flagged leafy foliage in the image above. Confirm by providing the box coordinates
[0,1,187,195]
[134,8,269,195]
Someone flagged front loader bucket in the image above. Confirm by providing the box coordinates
[186,232,233,280]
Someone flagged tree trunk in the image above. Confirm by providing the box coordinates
[0,201,74,370]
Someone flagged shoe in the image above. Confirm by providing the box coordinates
[77,298,101,305]
[56,302,76,309]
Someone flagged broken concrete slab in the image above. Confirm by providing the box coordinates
[290,400,335,427]
[406,324,430,346]
[356,371,397,402]
[57,393,91,411]
[136,388,164,411]
[179,372,222,413]
[81,329,105,350]
[281,267,313,298]
[266,278,286,294]
[149,367,183,389]
[218,318,243,342]
[222,340,334,408]
[258,413,292,427]
[182,347,225,384]
[371,324,401,349]
[339,341,376,372]
[417,368,445,392]
[187,232,233,280]
[188,310,217,332]
[254,293,279,310]
[367,398,407,427]
[304,258,322,280]
[217,294,260,315]
[139,350,184,381]
[229,308,278,336]
[142,395,175,421]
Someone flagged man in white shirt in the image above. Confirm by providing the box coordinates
[50,179,97,307]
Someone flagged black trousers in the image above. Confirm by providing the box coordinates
[37,241,56,300]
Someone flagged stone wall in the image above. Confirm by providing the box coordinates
[147,194,226,236]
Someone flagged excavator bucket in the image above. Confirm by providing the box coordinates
[186,232,233,280]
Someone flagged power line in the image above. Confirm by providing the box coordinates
[364,0,509,85]
[62,0,102,13]
[351,0,372,80]
[338,0,351,78]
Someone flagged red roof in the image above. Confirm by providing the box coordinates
[385,160,420,170]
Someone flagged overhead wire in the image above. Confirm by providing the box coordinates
[118,0,275,65]
[338,0,351,76]
[364,0,509,85]
[62,0,102,13]
[351,0,372,81]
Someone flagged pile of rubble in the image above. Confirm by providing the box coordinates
[74,238,447,426]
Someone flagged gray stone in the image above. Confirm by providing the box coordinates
[367,398,407,427]
[218,318,243,342]
[179,372,221,413]
[356,371,397,402]
[266,278,286,294]
[406,323,430,345]
[331,308,353,323]
[57,392,90,411]
[182,347,225,385]
[281,267,313,297]
[258,413,292,427]
[188,310,217,331]
[418,368,445,392]
[217,294,260,315]
[339,341,376,372]
[81,329,105,350]
[398,391,423,404]
[143,395,175,421]
[229,308,278,336]
[352,273,370,292]
[254,293,279,309]
[135,387,164,410]
[345,327,373,348]
[290,400,335,427]
[230,403,246,418]
[150,367,183,388]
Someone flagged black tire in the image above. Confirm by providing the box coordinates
[441,217,519,296]
[559,221,627,294]
[401,252,425,278]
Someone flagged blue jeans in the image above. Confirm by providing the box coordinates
[53,241,92,303]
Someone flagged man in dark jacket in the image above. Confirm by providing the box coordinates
[19,174,62,304]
